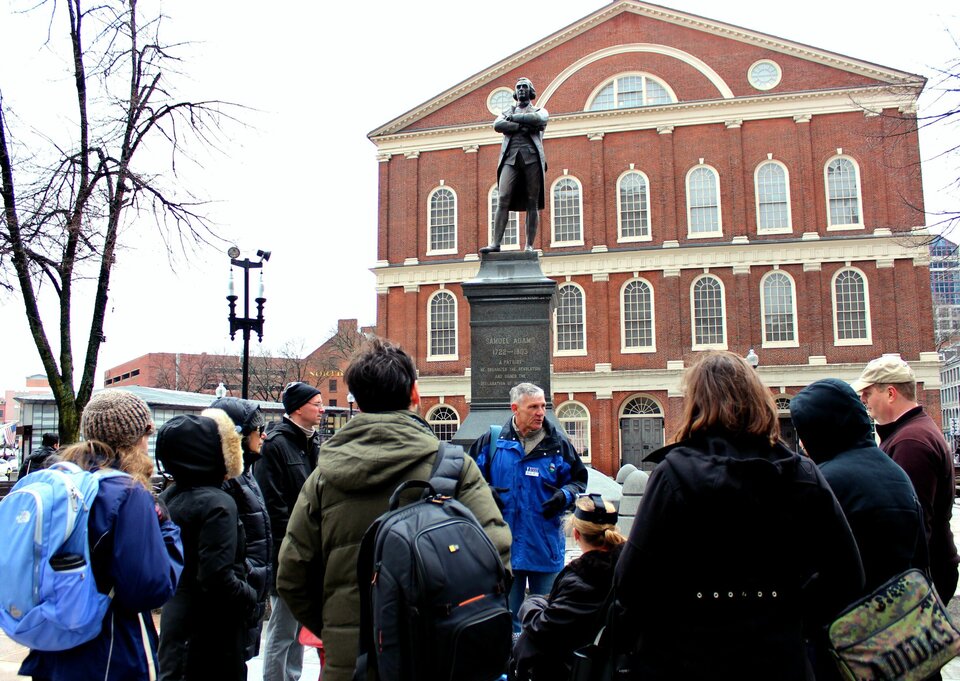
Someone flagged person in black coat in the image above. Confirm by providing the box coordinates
[17,432,59,478]
[511,494,624,681]
[209,398,273,660]
[157,410,257,681]
[790,378,927,680]
[612,351,864,681]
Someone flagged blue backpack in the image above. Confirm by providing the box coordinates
[0,461,124,650]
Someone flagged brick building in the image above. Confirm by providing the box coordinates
[368,0,940,475]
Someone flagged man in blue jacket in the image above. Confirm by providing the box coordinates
[469,382,587,634]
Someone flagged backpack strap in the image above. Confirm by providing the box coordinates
[428,442,465,498]
[480,424,502,482]
[353,517,382,681]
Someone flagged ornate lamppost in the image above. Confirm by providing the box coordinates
[226,247,270,399]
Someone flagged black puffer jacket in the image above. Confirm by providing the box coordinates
[254,416,320,591]
[157,413,257,681]
[511,544,621,680]
[613,432,864,681]
[17,445,59,478]
[791,379,925,592]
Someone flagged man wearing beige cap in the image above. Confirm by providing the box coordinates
[853,355,959,602]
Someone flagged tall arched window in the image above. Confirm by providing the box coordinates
[551,177,583,245]
[555,283,586,353]
[825,157,863,229]
[488,184,519,249]
[557,402,590,460]
[761,271,797,346]
[621,278,655,351]
[617,171,650,241]
[686,166,722,237]
[587,74,676,110]
[428,290,457,359]
[755,161,791,232]
[426,405,460,441]
[832,268,871,344]
[691,275,726,349]
[427,187,457,253]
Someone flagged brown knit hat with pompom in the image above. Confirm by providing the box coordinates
[81,390,154,450]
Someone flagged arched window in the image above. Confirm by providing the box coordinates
[588,74,676,111]
[551,177,583,245]
[617,171,650,241]
[755,161,791,232]
[427,290,458,359]
[691,275,726,349]
[557,402,591,460]
[555,283,586,353]
[832,268,871,344]
[825,157,863,229]
[621,278,655,351]
[427,187,457,253]
[686,166,722,237]
[426,405,460,442]
[761,271,798,346]
[488,184,520,249]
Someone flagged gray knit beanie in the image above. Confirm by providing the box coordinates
[81,390,154,450]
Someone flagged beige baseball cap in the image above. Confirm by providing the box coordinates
[850,355,916,393]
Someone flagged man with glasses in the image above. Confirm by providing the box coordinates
[254,381,324,681]
[853,356,959,607]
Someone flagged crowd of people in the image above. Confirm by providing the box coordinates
[6,341,958,681]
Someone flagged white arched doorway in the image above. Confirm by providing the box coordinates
[619,395,664,472]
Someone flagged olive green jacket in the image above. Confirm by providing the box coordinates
[277,410,511,681]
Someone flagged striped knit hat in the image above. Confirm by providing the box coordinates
[81,390,154,450]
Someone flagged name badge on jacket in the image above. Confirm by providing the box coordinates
[525,467,540,477]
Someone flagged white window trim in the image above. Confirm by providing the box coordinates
[585,71,678,110]
[487,184,520,251]
[426,289,459,361]
[426,186,458,256]
[620,277,657,353]
[685,164,723,239]
[487,87,514,116]
[824,155,865,231]
[759,270,799,348]
[616,169,652,243]
[831,267,872,346]
[754,160,793,234]
[748,59,782,91]
[554,282,588,356]
[550,176,585,247]
[690,274,728,350]
[556,400,592,462]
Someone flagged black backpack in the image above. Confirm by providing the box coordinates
[353,443,512,681]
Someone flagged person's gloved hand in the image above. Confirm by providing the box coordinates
[541,489,567,518]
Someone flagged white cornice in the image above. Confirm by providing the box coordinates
[368,0,923,140]
[372,231,930,289]
[370,86,918,157]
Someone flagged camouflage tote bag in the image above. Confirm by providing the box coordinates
[828,568,960,680]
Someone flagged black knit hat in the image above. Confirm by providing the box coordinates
[282,382,322,414]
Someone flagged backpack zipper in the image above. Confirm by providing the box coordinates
[7,487,44,605]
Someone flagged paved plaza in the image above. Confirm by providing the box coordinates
[3,509,960,680]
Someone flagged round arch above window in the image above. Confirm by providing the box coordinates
[426,404,460,442]
[774,395,792,414]
[557,401,591,461]
[586,73,676,111]
[621,395,663,417]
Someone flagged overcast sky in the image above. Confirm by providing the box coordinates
[0,0,958,395]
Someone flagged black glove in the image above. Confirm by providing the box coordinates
[541,490,567,519]
[154,496,170,524]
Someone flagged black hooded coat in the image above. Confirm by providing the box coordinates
[156,413,257,681]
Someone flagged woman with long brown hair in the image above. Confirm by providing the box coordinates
[612,351,864,681]
[18,390,184,681]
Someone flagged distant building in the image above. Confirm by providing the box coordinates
[930,236,960,351]
[1,374,51,427]
[368,0,940,475]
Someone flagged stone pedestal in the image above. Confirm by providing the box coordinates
[451,250,557,447]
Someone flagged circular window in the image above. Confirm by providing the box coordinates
[487,88,514,115]
[748,60,781,91]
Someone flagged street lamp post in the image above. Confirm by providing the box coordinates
[745,347,759,370]
[226,247,270,399]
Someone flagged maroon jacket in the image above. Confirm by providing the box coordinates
[877,405,959,600]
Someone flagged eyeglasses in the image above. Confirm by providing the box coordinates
[306,400,324,409]
[257,425,266,435]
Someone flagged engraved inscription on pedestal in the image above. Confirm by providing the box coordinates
[475,329,543,401]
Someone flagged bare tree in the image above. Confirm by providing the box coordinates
[150,352,237,394]
[247,340,321,403]
[307,321,368,376]
[0,0,237,441]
